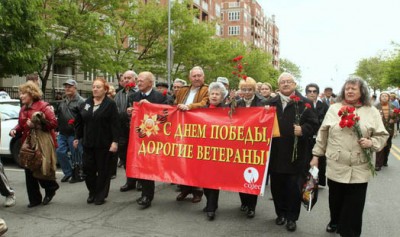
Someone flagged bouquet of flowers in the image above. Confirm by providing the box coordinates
[290,94,311,162]
[338,105,375,176]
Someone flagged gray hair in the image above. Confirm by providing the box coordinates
[190,66,204,76]
[208,82,228,98]
[337,75,371,106]
[174,78,187,86]
[277,72,295,83]
[124,70,138,79]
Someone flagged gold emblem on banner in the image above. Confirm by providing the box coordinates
[139,114,160,137]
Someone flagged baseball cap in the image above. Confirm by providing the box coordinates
[216,77,229,85]
[63,79,77,87]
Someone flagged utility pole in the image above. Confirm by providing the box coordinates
[167,0,172,89]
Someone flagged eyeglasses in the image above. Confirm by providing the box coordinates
[307,89,318,94]
[241,88,254,93]
[279,80,294,85]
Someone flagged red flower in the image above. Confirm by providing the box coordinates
[233,55,243,62]
[305,103,312,109]
[162,89,167,96]
[232,71,237,75]
[290,95,300,102]
[241,75,247,80]
[126,82,136,89]
[348,106,355,113]
[68,119,75,125]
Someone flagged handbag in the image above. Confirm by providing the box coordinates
[19,130,43,171]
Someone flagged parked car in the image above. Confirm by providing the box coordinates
[0,92,21,165]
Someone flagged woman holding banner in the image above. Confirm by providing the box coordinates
[202,82,228,220]
[236,77,268,218]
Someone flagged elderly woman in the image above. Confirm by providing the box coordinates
[311,76,388,237]
[202,82,228,221]
[9,81,59,208]
[236,77,268,218]
[74,78,120,205]
[260,82,273,100]
[375,92,396,170]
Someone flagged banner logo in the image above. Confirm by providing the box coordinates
[243,167,262,190]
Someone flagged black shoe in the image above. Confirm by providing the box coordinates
[61,175,71,182]
[207,211,215,221]
[120,183,136,192]
[87,195,95,204]
[42,194,55,205]
[246,210,255,218]
[286,220,297,232]
[240,204,248,212]
[94,199,105,205]
[383,163,388,167]
[375,167,381,171]
[176,190,191,201]
[275,216,286,225]
[137,196,151,209]
[27,202,41,208]
[326,223,337,233]
[136,182,142,191]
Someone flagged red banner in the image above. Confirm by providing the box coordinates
[126,103,276,195]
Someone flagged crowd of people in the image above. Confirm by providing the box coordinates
[2,67,398,237]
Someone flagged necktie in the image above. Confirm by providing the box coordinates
[141,93,147,99]
[326,98,330,105]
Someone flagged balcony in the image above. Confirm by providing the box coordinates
[53,74,75,89]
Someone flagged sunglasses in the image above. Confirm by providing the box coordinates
[307,90,318,94]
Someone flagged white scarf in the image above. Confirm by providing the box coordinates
[278,92,292,110]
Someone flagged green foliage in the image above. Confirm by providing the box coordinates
[279,58,301,80]
[0,0,44,77]
[355,57,386,93]
[383,51,400,87]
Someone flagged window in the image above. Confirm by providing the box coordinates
[221,12,224,21]
[228,11,240,21]
[229,2,239,8]
[228,26,240,35]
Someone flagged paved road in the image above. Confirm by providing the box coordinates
[1,137,400,237]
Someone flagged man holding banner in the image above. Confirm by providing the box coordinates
[267,72,318,232]
[126,72,168,208]
[174,66,209,203]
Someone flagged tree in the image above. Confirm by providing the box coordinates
[355,57,386,94]
[0,0,44,77]
[279,58,301,80]
[383,51,400,88]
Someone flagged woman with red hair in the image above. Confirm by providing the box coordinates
[74,78,120,205]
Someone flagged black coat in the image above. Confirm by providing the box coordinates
[75,96,120,149]
[267,91,319,174]
[127,88,168,106]
[314,100,329,128]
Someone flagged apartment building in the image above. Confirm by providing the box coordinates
[220,0,279,68]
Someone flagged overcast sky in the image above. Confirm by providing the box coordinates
[260,0,400,93]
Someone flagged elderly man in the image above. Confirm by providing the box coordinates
[322,87,335,106]
[172,78,187,97]
[266,73,318,232]
[126,71,168,209]
[56,79,85,183]
[175,66,209,203]
[116,70,140,192]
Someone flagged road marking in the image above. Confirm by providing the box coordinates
[390,144,400,160]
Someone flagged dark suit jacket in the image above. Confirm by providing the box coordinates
[128,88,168,106]
[75,96,120,149]
[267,91,319,174]
[314,100,329,128]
